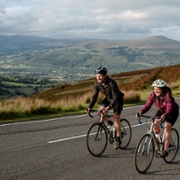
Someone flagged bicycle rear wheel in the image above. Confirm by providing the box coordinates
[135,134,154,174]
[119,118,132,149]
[164,128,179,163]
[87,122,108,157]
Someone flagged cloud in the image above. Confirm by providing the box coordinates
[0,0,180,41]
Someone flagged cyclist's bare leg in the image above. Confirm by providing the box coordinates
[163,122,172,151]
[114,113,121,137]
[153,119,160,134]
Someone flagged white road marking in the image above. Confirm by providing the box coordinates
[48,134,87,143]
[0,114,87,127]
[47,122,146,144]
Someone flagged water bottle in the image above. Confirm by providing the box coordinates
[109,123,115,144]
[107,121,112,130]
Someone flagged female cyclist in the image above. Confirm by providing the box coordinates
[136,79,179,157]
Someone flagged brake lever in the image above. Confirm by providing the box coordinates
[137,118,142,124]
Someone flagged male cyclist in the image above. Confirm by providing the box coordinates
[87,66,124,149]
[136,79,179,157]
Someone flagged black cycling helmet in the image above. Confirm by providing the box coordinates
[95,66,107,75]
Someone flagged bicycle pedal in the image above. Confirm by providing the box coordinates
[109,137,114,144]
[121,131,124,138]
[155,150,161,158]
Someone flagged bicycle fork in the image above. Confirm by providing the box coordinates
[138,134,155,156]
[137,136,150,156]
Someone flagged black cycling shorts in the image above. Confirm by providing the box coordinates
[155,109,179,126]
[101,98,124,114]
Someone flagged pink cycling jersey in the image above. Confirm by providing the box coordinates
[140,87,179,117]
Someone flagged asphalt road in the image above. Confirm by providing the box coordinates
[1,98,180,180]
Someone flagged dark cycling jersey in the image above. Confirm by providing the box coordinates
[88,76,124,109]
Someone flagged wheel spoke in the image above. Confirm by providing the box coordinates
[87,123,108,157]
[164,128,179,163]
[135,134,154,174]
[119,118,132,149]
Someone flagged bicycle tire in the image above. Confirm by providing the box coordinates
[135,134,154,174]
[119,118,132,149]
[164,128,179,163]
[87,122,108,157]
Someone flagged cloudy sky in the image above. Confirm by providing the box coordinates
[1,0,180,41]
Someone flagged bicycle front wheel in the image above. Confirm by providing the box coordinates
[119,118,132,149]
[164,128,179,163]
[135,134,154,174]
[87,122,108,157]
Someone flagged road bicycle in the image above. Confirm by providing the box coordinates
[135,114,179,174]
[86,110,132,157]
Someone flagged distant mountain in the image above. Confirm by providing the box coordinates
[73,36,180,50]
[0,35,180,82]
[0,35,83,54]
[0,35,91,48]
[0,35,56,45]
[1,35,180,49]
[115,36,180,49]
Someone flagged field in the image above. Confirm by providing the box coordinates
[0,77,56,98]
[0,65,179,124]
[0,35,180,83]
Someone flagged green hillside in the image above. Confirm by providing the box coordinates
[31,65,180,101]
[0,35,180,83]
[0,65,179,123]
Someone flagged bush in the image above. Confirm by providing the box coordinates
[0,111,26,119]
[31,106,61,114]
[124,91,141,104]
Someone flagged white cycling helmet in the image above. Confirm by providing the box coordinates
[152,79,166,87]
